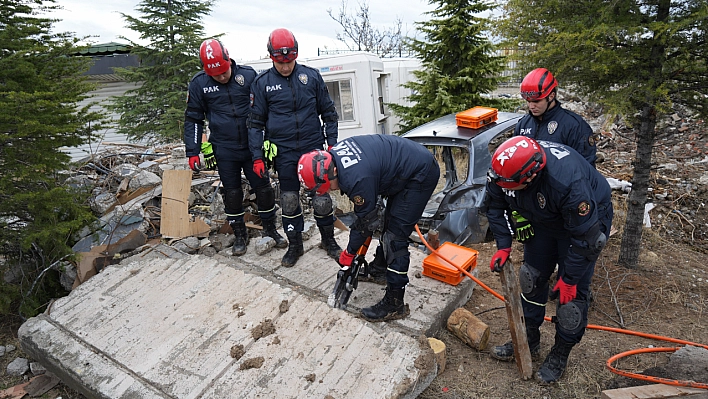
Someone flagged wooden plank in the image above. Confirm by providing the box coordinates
[601,384,708,399]
[160,170,193,238]
[499,260,533,380]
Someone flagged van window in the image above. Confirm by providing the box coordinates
[326,79,355,122]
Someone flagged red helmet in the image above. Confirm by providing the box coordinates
[520,68,557,101]
[298,150,335,195]
[489,136,546,189]
[267,28,298,63]
[200,39,230,76]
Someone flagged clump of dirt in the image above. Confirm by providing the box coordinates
[230,344,244,360]
[304,373,316,382]
[239,357,265,370]
[279,299,290,313]
[251,319,275,340]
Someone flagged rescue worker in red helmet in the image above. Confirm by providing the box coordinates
[510,68,599,246]
[248,28,341,267]
[485,136,613,384]
[297,135,440,322]
[184,39,286,256]
[516,68,596,167]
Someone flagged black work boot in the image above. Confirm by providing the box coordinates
[359,245,386,285]
[535,334,575,384]
[361,284,410,322]
[490,326,541,362]
[262,218,288,249]
[230,221,249,256]
[318,224,342,259]
[281,231,304,267]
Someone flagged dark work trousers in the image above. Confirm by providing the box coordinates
[275,148,335,233]
[213,144,275,223]
[384,161,440,289]
[521,205,613,344]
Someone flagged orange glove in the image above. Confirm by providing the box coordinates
[338,250,355,268]
[188,155,201,171]
[490,248,511,272]
[253,159,266,178]
[553,278,577,305]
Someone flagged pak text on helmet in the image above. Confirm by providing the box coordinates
[200,39,230,76]
[488,136,546,189]
[298,150,335,195]
[520,68,558,102]
[268,28,299,63]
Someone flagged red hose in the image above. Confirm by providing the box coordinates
[413,225,708,389]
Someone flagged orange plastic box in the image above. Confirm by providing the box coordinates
[455,106,498,129]
[422,242,479,286]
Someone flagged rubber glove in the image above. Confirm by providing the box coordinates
[253,159,266,178]
[490,248,511,272]
[553,278,577,305]
[188,155,201,171]
[338,250,355,268]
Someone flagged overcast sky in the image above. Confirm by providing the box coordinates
[51,0,436,62]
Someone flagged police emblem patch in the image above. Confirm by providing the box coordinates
[588,134,596,146]
[578,201,591,216]
[353,195,365,206]
[548,121,558,135]
[235,74,245,86]
[298,74,308,85]
[537,192,546,209]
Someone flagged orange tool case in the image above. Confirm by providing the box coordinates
[422,242,479,286]
[455,106,498,129]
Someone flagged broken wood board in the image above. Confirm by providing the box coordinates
[601,384,708,399]
[499,260,533,380]
[160,170,210,239]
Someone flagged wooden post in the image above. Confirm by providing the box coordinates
[427,229,440,250]
[446,308,490,351]
[499,259,533,380]
[427,337,446,373]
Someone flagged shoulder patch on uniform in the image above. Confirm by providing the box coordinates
[537,192,547,209]
[298,73,308,85]
[352,195,364,206]
[578,201,591,216]
[588,134,596,146]
[547,121,558,135]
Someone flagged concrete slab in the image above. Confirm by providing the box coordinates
[19,230,479,399]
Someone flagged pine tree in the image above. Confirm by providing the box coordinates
[110,0,215,144]
[0,0,102,315]
[497,0,708,268]
[389,0,508,133]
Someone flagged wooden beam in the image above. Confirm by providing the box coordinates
[499,260,533,380]
[601,384,708,399]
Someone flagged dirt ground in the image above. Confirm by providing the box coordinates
[418,228,708,399]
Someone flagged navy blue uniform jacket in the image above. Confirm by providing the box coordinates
[514,100,597,166]
[332,135,436,252]
[248,62,338,160]
[184,61,256,156]
[486,141,611,285]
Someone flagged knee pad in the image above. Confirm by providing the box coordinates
[312,193,334,218]
[223,187,244,211]
[255,185,275,211]
[556,300,585,336]
[381,232,409,265]
[280,191,300,216]
[519,262,542,296]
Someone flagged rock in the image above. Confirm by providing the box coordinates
[171,237,200,254]
[302,222,317,241]
[6,357,29,376]
[128,170,161,191]
[59,263,78,292]
[255,236,276,255]
[30,361,47,375]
